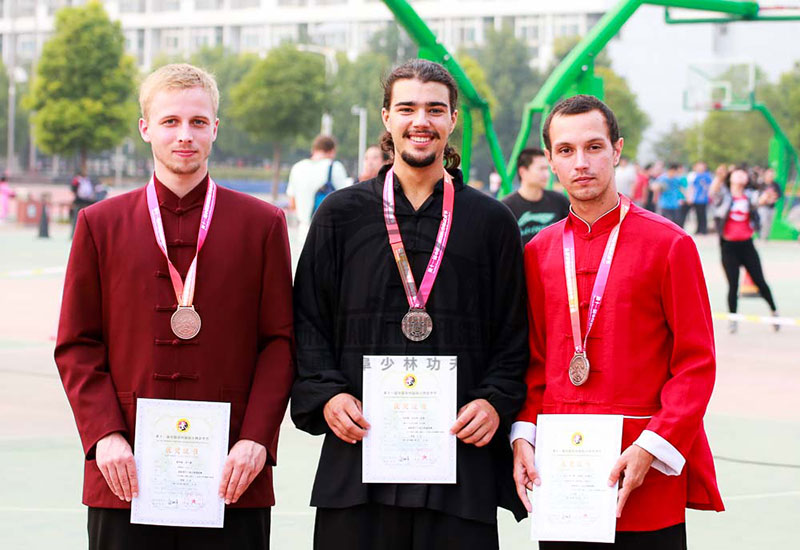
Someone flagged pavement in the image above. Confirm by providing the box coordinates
[0,201,799,549]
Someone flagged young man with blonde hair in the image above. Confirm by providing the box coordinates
[56,63,293,549]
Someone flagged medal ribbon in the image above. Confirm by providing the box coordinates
[383,166,454,310]
[562,195,630,355]
[145,176,217,307]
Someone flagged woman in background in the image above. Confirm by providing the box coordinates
[710,166,780,333]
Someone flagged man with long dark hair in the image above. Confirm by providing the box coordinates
[291,59,528,549]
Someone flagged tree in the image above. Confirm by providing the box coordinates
[229,44,327,199]
[367,23,417,66]
[24,2,137,173]
[0,62,31,168]
[189,47,261,161]
[551,35,648,160]
[686,111,771,167]
[762,61,800,151]
[328,52,392,172]
[652,123,691,166]
[449,53,497,154]
[470,26,542,178]
[596,67,649,160]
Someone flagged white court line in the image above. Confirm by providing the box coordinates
[0,507,315,516]
[723,490,800,502]
[0,266,65,278]
[713,312,800,327]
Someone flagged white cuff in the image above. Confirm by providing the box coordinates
[634,429,685,476]
[510,421,536,447]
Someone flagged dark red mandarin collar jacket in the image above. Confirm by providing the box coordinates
[55,175,294,509]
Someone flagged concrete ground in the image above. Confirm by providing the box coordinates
[1,204,798,549]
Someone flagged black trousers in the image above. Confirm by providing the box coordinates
[539,522,686,550]
[720,238,777,313]
[692,203,708,234]
[88,507,270,550]
[314,503,499,550]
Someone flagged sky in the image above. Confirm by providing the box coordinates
[605,4,800,161]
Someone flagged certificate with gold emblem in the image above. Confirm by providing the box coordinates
[531,414,623,543]
[131,398,230,528]
[362,355,457,484]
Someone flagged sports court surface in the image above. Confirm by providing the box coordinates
[1,195,798,549]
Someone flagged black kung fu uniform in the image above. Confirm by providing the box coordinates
[291,165,529,537]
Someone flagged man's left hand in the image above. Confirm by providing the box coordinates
[218,439,267,505]
[450,399,499,447]
[608,444,655,518]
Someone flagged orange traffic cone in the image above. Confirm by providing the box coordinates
[739,269,760,298]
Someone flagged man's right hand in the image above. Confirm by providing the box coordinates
[96,432,138,502]
[512,438,540,513]
[323,393,370,444]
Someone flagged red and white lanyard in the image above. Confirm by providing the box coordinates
[382,167,454,310]
[145,176,217,308]
[562,195,630,356]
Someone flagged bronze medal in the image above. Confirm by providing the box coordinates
[401,308,433,342]
[568,352,590,386]
[171,305,201,340]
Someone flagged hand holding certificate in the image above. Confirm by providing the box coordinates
[530,414,623,544]
[131,398,230,528]
[362,355,457,484]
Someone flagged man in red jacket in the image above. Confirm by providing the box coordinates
[55,64,293,549]
[512,95,723,549]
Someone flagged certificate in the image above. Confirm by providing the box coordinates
[362,355,457,484]
[131,398,230,528]
[530,414,623,543]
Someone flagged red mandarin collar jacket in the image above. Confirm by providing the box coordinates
[519,199,724,531]
[55,175,294,509]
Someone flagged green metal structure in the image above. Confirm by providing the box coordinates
[384,0,800,238]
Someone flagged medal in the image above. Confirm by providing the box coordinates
[171,305,202,340]
[568,352,590,386]
[401,308,433,341]
[383,167,454,342]
[562,196,630,386]
[146,176,217,340]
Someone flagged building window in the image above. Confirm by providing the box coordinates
[195,0,223,9]
[240,25,263,50]
[152,0,181,12]
[277,0,307,5]
[119,0,146,13]
[231,0,260,8]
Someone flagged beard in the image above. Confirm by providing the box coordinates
[153,147,205,176]
[400,150,438,168]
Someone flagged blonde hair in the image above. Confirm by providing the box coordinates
[139,63,219,120]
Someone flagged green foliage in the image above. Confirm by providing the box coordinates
[595,67,649,160]
[652,123,691,166]
[449,53,497,154]
[0,62,31,163]
[24,2,137,166]
[328,52,392,168]
[472,27,542,155]
[685,111,771,167]
[467,26,542,178]
[189,47,261,160]
[551,35,611,69]
[230,44,327,147]
[367,23,417,65]
[762,61,800,151]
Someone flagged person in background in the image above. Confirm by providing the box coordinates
[656,163,686,226]
[757,168,783,241]
[710,166,780,333]
[359,144,389,182]
[686,161,712,235]
[501,147,570,245]
[287,135,349,240]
